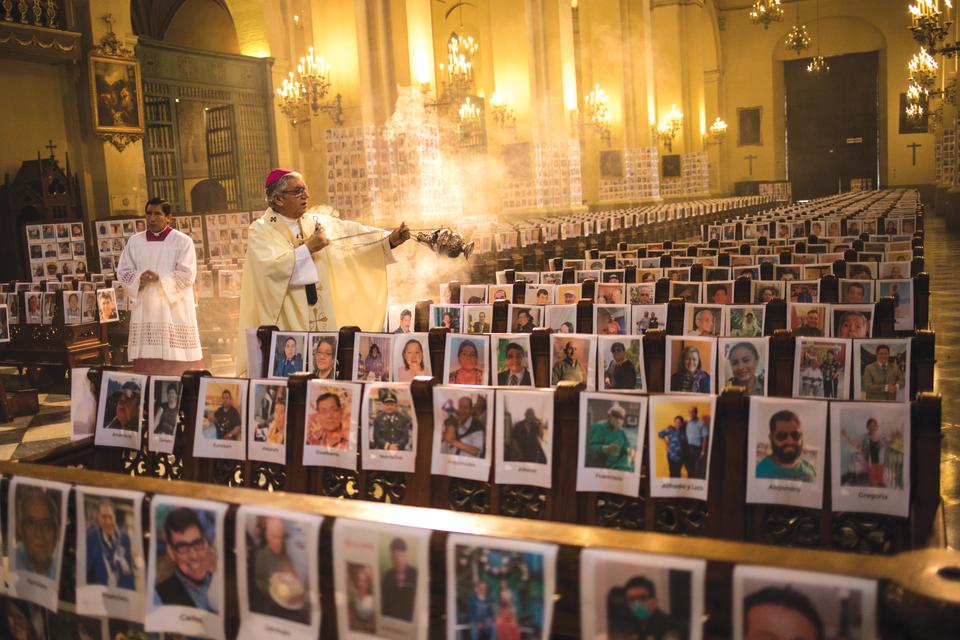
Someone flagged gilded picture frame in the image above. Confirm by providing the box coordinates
[88,53,145,136]
[738,106,762,146]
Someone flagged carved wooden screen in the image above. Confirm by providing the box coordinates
[138,37,277,212]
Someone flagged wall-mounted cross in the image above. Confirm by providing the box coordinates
[907,142,922,166]
[45,140,56,159]
[103,13,115,34]
[744,154,758,176]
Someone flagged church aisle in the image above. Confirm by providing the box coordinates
[925,216,960,548]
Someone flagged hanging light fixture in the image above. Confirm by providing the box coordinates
[585,83,612,145]
[749,0,784,30]
[784,2,811,55]
[807,0,830,77]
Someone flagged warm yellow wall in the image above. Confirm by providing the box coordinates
[0,61,73,181]
[720,0,935,189]
[164,0,241,54]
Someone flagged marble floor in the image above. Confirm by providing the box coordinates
[2,213,958,547]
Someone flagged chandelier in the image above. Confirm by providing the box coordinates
[749,0,784,30]
[585,83,612,145]
[274,46,344,127]
[909,0,954,51]
[807,0,829,77]
[784,2,811,55]
[909,47,940,88]
[705,117,728,144]
[807,55,830,76]
[489,89,516,130]
[428,29,479,111]
[654,104,684,152]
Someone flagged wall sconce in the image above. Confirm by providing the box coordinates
[274,47,344,127]
[584,83,612,145]
[489,89,516,131]
[292,14,303,30]
[705,117,728,144]
[654,104,683,152]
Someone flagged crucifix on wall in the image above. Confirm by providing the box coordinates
[745,154,758,176]
[907,142,922,166]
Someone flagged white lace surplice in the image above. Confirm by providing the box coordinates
[116,230,203,362]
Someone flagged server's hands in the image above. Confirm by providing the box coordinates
[389,222,411,249]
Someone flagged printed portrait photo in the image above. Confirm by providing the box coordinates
[596,283,625,304]
[0,305,8,343]
[832,305,873,339]
[194,377,248,461]
[788,303,830,337]
[556,283,582,305]
[461,284,488,304]
[576,393,648,497]
[599,336,646,392]
[509,304,542,333]
[430,304,462,332]
[878,279,914,331]
[444,334,489,385]
[493,335,535,387]
[595,304,629,335]
[11,480,67,581]
[733,566,876,640]
[628,281,657,305]
[580,549,705,640]
[363,384,417,472]
[854,339,910,402]
[648,395,714,488]
[147,498,228,640]
[24,291,42,324]
[41,292,56,324]
[258,333,302,381]
[725,305,764,338]
[75,488,145,620]
[393,333,431,382]
[447,535,557,640]
[839,279,873,304]
[432,386,494,482]
[237,507,320,633]
[524,284,554,305]
[354,333,393,382]
[705,281,733,306]
[388,304,415,334]
[549,334,595,389]
[95,372,146,450]
[301,381,359,471]
[465,304,494,335]
[249,380,288,447]
[544,304,577,334]
[669,281,701,304]
[496,389,554,488]
[488,284,513,304]
[746,397,827,510]
[830,402,910,517]
[685,305,722,337]
[345,562,378,634]
[787,280,820,304]
[752,281,783,305]
[632,304,667,334]
[793,338,850,400]
[96,288,119,324]
[307,332,338,379]
[719,338,768,396]
[666,336,716,395]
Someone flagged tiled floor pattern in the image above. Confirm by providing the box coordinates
[2,215,958,546]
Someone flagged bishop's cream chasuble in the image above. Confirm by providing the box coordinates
[236,206,393,375]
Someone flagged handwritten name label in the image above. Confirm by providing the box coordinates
[26,577,48,590]
[179,613,203,623]
[595,473,622,481]
[265,624,292,636]
[103,592,130,603]
[212,442,233,449]
[661,482,693,491]
[768,484,801,493]
[858,492,888,500]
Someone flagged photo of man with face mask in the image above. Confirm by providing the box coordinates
[606,575,686,640]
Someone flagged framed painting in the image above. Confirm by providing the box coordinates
[600,150,624,178]
[88,54,145,135]
[738,106,762,146]
[662,154,681,178]
[899,92,928,134]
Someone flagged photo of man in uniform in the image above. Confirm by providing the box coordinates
[370,388,412,451]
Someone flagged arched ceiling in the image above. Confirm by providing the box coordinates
[130,0,231,40]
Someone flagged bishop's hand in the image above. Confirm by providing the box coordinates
[305,225,330,253]
[388,222,411,249]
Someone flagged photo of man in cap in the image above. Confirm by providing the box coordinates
[104,378,142,432]
[370,388,413,451]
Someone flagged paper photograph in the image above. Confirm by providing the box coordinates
[431,385,494,481]
[303,379,360,469]
[576,392,648,496]
[362,383,417,473]
[495,388,554,488]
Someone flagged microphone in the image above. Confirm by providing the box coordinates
[305,283,318,305]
